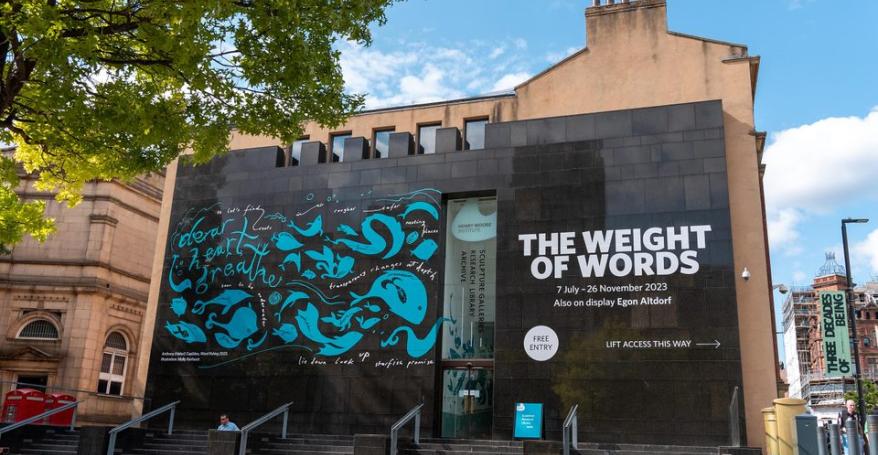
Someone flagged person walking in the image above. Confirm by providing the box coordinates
[839,400,863,455]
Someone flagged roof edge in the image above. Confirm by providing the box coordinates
[513,47,589,90]
[667,31,748,50]
[352,91,516,117]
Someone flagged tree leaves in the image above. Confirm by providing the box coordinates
[0,0,395,248]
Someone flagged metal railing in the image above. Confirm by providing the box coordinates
[0,400,80,440]
[106,400,180,455]
[238,402,293,455]
[728,386,742,447]
[562,404,579,455]
[390,402,423,455]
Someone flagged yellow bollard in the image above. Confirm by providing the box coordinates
[773,397,807,455]
[763,406,779,455]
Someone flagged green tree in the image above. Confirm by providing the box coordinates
[845,379,878,412]
[0,0,394,250]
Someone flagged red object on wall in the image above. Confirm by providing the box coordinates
[43,393,76,426]
[1,389,46,423]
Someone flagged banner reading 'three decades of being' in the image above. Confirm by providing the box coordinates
[820,291,853,378]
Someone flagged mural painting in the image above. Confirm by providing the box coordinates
[159,188,446,368]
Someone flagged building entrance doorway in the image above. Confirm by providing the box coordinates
[440,366,493,439]
[439,195,498,439]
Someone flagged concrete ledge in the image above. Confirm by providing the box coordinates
[208,429,239,455]
[716,447,762,455]
[522,440,562,455]
[354,433,389,455]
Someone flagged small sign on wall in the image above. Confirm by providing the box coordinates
[513,402,543,439]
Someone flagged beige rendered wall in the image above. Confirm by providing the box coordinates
[143,0,775,446]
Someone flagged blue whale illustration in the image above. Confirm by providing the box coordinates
[289,215,323,238]
[206,306,258,349]
[192,289,251,315]
[296,303,363,355]
[165,321,207,343]
[400,201,439,220]
[330,214,404,259]
[351,270,427,325]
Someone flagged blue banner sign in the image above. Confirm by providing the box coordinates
[513,402,543,439]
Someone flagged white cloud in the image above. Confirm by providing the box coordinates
[491,72,531,92]
[763,107,878,256]
[767,208,803,255]
[764,107,878,212]
[338,38,536,109]
[855,228,878,276]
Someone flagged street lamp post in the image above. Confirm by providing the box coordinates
[842,217,869,428]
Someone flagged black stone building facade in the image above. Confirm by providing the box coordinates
[145,100,742,445]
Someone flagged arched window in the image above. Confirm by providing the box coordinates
[97,331,128,396]
[17,319,59,340]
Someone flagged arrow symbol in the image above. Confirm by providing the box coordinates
[695,340,721,349]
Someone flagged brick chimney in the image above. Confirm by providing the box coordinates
[585,0,668,48]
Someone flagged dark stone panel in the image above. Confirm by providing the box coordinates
[435,127,462,153]
[684,174,712,210]
[484,122,510,148]
[695,100,724,129]
[668,103,697,132]
[343,137,370,161]
[704,157,727,173]
[388,132,414,157]
[565,114,596,141]
[632,106,669,135]
[451,161,478,179]
[300,141,327,165]
[595,109,633,138]
[526,118,566,145]
[693,139,726,159]
[510,121,528,147]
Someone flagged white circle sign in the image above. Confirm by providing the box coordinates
[524,325,559,361]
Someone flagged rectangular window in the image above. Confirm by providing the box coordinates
[289,136,309,166]
[373,128,394,159]
[464,118,488,150]
[15,375,47,392]
[418,124,441,155]
[441,196,498,360]
[98,352,126,396]
[331,133,352,162]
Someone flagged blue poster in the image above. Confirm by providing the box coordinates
[513,402,543,439]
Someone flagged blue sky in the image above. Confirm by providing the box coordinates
[339,1,878,360]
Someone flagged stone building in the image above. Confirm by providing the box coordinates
[783,252,878,418]
[0,150,163,425]
[138,0,776,448]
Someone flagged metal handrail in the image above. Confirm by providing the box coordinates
[238,401,293,455]
[106,400,180,455]
[390,402,423,455]
[729,386,742,447]
[562,404,579,455]
[0,400,80,440]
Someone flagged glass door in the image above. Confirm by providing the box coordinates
[441,366,493,439]
[439,196,497,439]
